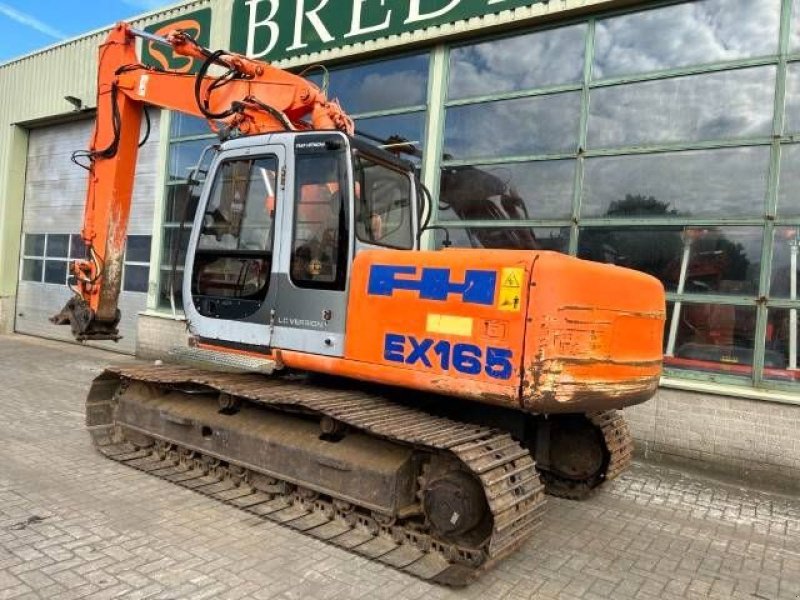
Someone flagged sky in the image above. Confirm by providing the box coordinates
[0,0,167,63]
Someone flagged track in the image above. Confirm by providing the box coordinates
[86,364,547,586]
[538,411,633,500]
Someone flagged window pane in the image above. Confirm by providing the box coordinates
[69,235,87,260]
[771,226,800,298]
[588,67,776,148]
[165,184,201,224]
[582,147,770,218]
[126,235,151,263]
[434,226,570,252]
[594,0,781,79]
[171,112,212,138]
[448,24,586,100]
[24,234,45,257]
[444,92,580,161]
[354,156,413,249]
[46,234,69,258]
[783,63,800,134]
[169,139,214,181]
[354,112,425,163]
[778,144,800,216]
[664,302,757,380]
[291,152,348,289]
[765,308,800,383]
[578,226,763,295]
[162,227,192,268]
[327,54,429,114]
[21,259,42,282]
[439,160,575,222]
[44,260,67,284]
[792,0,800,51]
[159,268,184,309]
[123,265,149,293]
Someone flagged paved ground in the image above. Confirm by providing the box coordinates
[1,334,800,600]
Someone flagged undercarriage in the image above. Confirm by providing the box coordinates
[86,363,632,585]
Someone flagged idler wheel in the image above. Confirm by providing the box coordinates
[422,470,487,538]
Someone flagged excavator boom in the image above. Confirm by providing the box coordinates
[52,22,352,340]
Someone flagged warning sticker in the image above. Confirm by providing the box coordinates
[497,267,524,312]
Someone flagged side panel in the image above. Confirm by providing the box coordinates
[344,249,536,407]
[522,253,666,413]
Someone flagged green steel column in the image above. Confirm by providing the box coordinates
[0,125,29,334]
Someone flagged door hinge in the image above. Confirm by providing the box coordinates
[279,166,287,190]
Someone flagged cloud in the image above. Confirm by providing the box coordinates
[0,2,65,39]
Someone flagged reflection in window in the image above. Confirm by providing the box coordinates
[588,67,776,148]
[439,160,575,222]
[354,156,413,249]
[291,152,348,290]
[579,227,762,295]
[777,144,800,217]
[772,227,800,299]
[354,112,426,163]
[792,0,800,51]
[327,54,429,114]
[171,113,212,138]
[582,147,770,218]
[764,309,800,383]
[192,157,278,319]
[594,0,780,79]
[448,24,585,100]
[664,302,757,379]
[444,92,580,160]
[169,139,215,181]
[434,225,569,252]
[783,64,800,134]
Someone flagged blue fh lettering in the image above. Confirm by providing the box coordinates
[384,334,514,380]
[368,265,496,305]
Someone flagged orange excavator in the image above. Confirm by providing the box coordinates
[53,23,666,585]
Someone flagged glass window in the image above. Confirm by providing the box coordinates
[24,234,45,257]
[664,302,757,380]
[448,24,586,100]
[125,235,151,263]
[579,226,763,296]
[764,308,800,383]
[777,144,800,217]
[46,234,69,258]
[353,155,413,249]
[171,113,212,138]
[444,92,581,161]
[44,260,67,284]
[160,268,184,310]
[439,160,575,222]
[123,265,149,293]
[291,151,349,290]
[783,63,800,134]
[594,0,781,79]
[22,259,43,282]
[69,235,87,260]
[588,66,776,148]
[169,139,215,181]
[792,0,800,52]
[164,185,201,224]
[771,226,800,299]
[192,157,278,318]
[582,147,770,218]
[434,225,570,252]
[327,54,429,114]
[162,228,192,269]
[354,112,426,162]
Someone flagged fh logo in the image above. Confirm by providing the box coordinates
[147,19,203,73]
[368,265,496,306]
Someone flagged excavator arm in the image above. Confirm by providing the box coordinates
[52,22,353,341]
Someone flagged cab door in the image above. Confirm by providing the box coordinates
[183,142,285,348]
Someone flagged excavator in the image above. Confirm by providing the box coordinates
[52,23,666,585]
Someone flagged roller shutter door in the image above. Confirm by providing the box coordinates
[15,115,160,353]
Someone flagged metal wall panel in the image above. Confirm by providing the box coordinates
[15,116,160,354]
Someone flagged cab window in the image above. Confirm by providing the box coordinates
[354,155,414,250]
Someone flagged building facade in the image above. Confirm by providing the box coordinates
[0,0,798,486]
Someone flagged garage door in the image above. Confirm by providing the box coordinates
[15,115,160,354]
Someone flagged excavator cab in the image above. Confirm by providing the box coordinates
[183,131,419,355]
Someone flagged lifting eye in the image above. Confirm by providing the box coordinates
[201,425,213,439]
